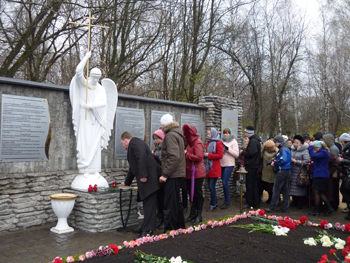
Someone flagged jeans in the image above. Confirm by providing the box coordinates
[207,178,218,206]
[269,169,291,210]
[221,166,234,204]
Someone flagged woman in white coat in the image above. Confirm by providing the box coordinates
[220,128,239,209]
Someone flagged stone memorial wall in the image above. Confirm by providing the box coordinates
[0,77,211,232]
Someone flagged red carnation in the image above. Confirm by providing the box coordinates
[320,220,328,229]
[88,185,93,192]
[299,216,307,224]
[347,237,350,246]
[342,246,350,257]
[346,223,350,232]
[110,244,119,254]
[93,184,98,192]
[329,249,336,255]
[259,209,265,216]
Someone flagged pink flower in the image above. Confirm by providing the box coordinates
[135,240,142,246]
[247,213,251,217]
[170,230,176,238]
[78,255,86,261]
[213,221,218,227]
[123,241,129,248]
[143,236,150,243]
[232,217,237,222]
[162,234,168,239]
[272,215,277,220]
[149,236,154,242]
[187,227,194,233]
[129,240,136,248]
[201,224,207,229]
[307,221,312,226]
[85,250,95,258]
[194,225,201,231]
[175,230,179,236]
[66,256,74,262]
[178,228,184,234]
[154,235,160,241]
[225,220,230,225]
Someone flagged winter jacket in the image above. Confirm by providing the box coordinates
[261,148,277,183]
[125,137,161,201]
[220,136,239,167]
[241,134,262,168]
[341,142,350,174]
[309,146,330,178]
[205,140,223,178]
[323,133,340,178]
[182,125,206,179]
[161,122,186,179]
[290,143,310,196]
[274,141,292,170]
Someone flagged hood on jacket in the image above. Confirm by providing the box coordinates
[279,141,291,150]
[162,121,183,136]
[182,124,199,146]
[291,142,309,152]
[322,133,335,148]
[249,133,261,143]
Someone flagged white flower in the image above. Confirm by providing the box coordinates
[272,225,289,236]
[327,223,333,229]
[304,238,317,246]
[322,241,334,247]
[335,238,346,246]
[170,256,184,263]
[335,243,345,250]
[320,235,331,243]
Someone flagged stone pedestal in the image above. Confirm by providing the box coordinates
[64,189,138,232]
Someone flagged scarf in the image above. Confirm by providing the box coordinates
[222,128,235,154]
[205,127,221,173]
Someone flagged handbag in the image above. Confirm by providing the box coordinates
[296,163,310,187]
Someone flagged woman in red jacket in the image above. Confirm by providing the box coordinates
[204,127,224,211]
[182,124,206,224]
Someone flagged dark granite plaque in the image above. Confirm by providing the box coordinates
[115,107,145,159]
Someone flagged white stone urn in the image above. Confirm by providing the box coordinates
[50,193,77,234]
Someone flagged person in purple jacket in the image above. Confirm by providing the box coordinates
[308,140,333,216]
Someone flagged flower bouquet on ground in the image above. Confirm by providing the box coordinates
[133,250,193,263]
[231,223,290,236]
[304,230,346,249]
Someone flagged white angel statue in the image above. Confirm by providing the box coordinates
[69,51,118,190]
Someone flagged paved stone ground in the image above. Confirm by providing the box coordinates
[1,196,349,263]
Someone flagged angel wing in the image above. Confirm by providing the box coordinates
[101,78,118,148]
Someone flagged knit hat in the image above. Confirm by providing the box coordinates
[153,129,165,140]
[339,133,350,142]
[322,133,334,148]
[273,135,284,143]
[264,140,275,149]
[293,135,304,145]
[313,140,323,148]
[244,126,254,134]
[160,114,173,126]
[303,134,310,140]
[313,132,324,140]
[282,135,288,141]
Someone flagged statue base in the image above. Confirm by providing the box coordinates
[71,173,109,190]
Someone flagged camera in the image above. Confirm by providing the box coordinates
[266,160,275,166]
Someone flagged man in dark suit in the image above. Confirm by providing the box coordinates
[120,131,160,238]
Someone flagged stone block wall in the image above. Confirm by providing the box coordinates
[199,96,243,202]
[0,77,207,233]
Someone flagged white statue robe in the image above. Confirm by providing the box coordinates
[70,73,108,174]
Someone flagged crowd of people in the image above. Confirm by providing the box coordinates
[120,117,350,239]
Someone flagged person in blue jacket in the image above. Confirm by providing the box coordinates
[308,140,333,216]
[266,135,292,213]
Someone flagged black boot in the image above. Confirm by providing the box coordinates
[193,210,202,225]
[324,201,334,216]
[308,204,320,216]
[185,207,196,222]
